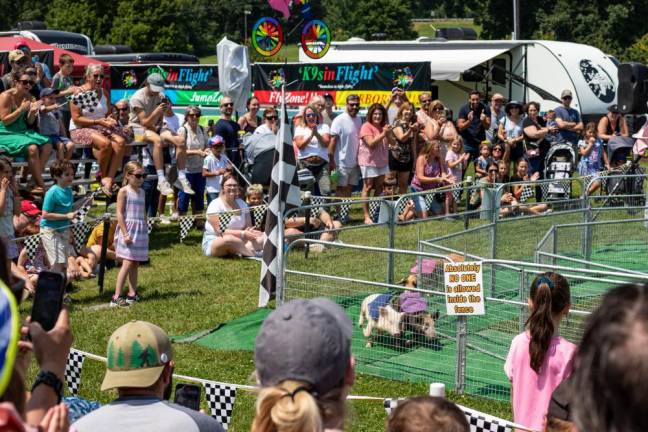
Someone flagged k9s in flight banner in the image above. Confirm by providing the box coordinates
[252,62,430,107]
[110,64,221,106]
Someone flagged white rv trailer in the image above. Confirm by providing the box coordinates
[299,40,618,120]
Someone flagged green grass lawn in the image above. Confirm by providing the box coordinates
[21,220,511,431]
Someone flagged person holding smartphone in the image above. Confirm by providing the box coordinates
[457,90,491,172]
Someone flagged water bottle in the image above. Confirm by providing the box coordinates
[330,169,340,183]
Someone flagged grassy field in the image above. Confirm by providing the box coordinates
[21,216,511,431]
[413,19,482,38]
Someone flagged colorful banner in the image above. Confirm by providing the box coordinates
[110,64,220,106]
[252,62,430,107]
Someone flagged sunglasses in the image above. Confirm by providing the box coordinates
[562,96,572,100]
[421,100,431,104]
[493,147,503,152]
[93,74,105,79]
[19,79,34,87]
[117,107,129,112]
[265,115,278,120]
[488,169,498,173]
[221,102,233,108]
[306,113,318,118]
[187,113,200,118]
[223,184,238,189]
[130,173,145,179]
[348,103,360,108]
[432,107,445,112]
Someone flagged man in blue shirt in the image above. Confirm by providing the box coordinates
[457,91,491,169]
[554,89,584,147]
[214,96,242,168]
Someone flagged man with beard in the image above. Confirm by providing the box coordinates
[73,321,224,431]
[329,94,363,200]
[457,90,491,168]
[214,96,242,168]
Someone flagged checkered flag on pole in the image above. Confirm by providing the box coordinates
[64,349,86,396]
[72,190,101,225]
[22,234,42,261]
[519,184,534,203]
[203,381,237,431]
[179,215,196,242]
[72,220,101,253]
[258,82,301,307]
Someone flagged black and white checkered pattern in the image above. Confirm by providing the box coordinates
[369,200,381,222]
[179,215,195,242]
[147,217,156,234]
[384,399,515,432]
[519,184,534,203]
[70,90,100,113]
[452,184,462,203]
[64,349,86,396]
[72,220,101,253]
[336,199,353,222]
[203,381,237,431]
[22,234,42,261]
[310,195,326,218]
[71,189,101,225]
[251,205,267,228]
[258,86,301,307]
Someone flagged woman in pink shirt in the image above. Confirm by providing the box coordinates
[504,272,576,431]
[359,103,393,224]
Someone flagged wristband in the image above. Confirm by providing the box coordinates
[31,370,63,403]
[240,231,245,240]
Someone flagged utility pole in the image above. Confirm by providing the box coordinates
[244,9,252,46]
[512,0,521,40]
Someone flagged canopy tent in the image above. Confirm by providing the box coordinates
[300,41,521,81]
[0,36,109,80]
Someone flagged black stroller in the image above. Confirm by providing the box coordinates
[602,136,645,207]
[544,143,577,201]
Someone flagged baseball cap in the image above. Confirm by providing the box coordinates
[146,73,166,93]
[0,281,19,398]
[101,320,173,391]
[21,200,40,217]
[8,50,25,63]
[39,88,59,98]
[561,89,573,99]
[208,135,224,147]
[14,42,29,51]
[255,298,352,395]
[607,104,620,113]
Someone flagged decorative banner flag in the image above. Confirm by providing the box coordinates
[203,381,237,431]
[65,349,86,396]
[258,84,301,307]
[72,220,100,254]
[179,215,196,242]
[147,218,156,234]
[267,0,291,19]
[337,199,353,223]
[252,205,268,229]
[22,234,42,261]
[72,189,101,225]
[519,184,534,203]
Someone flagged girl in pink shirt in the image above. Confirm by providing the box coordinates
[359,103,393,224]
[505,272,576,431]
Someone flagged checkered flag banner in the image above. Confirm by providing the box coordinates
[72,189,101,225]
[22,233,42,261]
[179,215,196,242]
[384,399,523,432]
[203,381,237,431]
[217,211,235,233]
[336,198,353,222]
[64,349,86,396]
[72,219,101,253]
[309,195,325,218]
[251,205,267,228]
[258,84,301,307]
[519,184,534,203]
[147,217,156,234]
[369,199,381,223]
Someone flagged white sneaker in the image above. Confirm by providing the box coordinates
[157,179,173,196]
[308,243,326,253]
[170,212,179,221]
[159,215,172,225]
[175,177,195,195]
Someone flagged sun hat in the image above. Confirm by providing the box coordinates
[146,73,166,93]
[8,50,25,63]
[255,298,352,395]
[504,100,523,115]
[561,89,573,99]
[0,281,20,398]
[101,320,173,391]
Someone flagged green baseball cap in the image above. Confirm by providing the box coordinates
[101,320,173,391]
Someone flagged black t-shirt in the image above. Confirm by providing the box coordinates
[214,119,240,149]
[458,102,491,150]
[522,116,550,156]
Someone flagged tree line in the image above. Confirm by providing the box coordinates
[4,0,647,62]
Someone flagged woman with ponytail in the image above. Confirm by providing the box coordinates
[504,272,576,431]
[253,298,354,432]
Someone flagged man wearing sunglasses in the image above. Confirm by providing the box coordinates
[0,50,31,91]
[554,89,584,148]
[254,107,279,136]
[416,92,432,128]
[129,73,193,198]
[329,94,362,200]
[214,96,242,168]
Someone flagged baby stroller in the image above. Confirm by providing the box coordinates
[603,136,645,207]
[543,143,576,201]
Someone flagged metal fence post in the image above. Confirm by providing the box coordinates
[518,269,527,334]
[582,193,593,263]
[387,199,395,285]
[489,186,502,297]
[455,315,467,394]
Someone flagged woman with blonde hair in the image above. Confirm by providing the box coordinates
[424,99,458,158]
[293,103,331,196]
[391,102,418,193]
[253,298,354,432]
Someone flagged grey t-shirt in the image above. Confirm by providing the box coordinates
[128,87,164,131]
[38,109,61,136]
[72,396,225,432]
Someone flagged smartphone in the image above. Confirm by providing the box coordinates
[174,383,201,411]
[30,271,66,332]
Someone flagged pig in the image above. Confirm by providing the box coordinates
[401,310,440,347]
[358,293,404,348]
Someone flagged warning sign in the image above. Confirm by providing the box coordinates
[443,261,485,316]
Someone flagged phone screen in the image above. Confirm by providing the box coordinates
[30,271,65,332]
[175,383,201,411]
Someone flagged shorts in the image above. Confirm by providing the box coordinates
[360,165,389,179]
[48,134,70,146]
[202,232,218,257]
[336,166,360,187]
[41,227,75,265]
